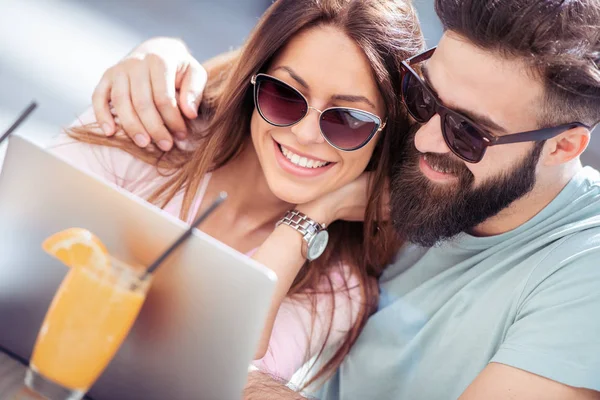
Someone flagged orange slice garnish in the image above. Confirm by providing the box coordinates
[42,228,109,270]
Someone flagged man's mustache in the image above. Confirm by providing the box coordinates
[420,152,470,177]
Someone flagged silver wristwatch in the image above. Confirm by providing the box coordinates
[276,210,329,261]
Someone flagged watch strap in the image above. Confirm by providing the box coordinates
[276,210,326,237]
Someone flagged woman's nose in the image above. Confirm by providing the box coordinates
[290,107,326,146]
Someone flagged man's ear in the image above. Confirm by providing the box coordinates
[543,126,590,166]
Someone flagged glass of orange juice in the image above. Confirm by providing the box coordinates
[25,248,151,399]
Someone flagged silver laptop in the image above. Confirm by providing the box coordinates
[0,135,277,399]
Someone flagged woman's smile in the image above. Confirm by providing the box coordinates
[272,138,336,178]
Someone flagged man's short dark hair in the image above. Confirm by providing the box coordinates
[435,0,600,128]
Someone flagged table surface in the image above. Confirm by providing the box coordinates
[0,349,46,399]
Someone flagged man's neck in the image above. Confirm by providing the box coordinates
[470,161,583,237]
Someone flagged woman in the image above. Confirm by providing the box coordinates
[54,0,424,389]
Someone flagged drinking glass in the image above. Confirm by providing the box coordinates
[25,257,151,400]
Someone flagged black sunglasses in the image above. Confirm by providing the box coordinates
[400,48,590,163]
[251,73,386,151]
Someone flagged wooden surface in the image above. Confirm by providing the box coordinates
[0,350,46,399]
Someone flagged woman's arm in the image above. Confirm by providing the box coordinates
[248,174,371,367]
[253,264,362,381]
[249,223,312,360]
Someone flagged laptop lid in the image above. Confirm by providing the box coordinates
[0,135,276,399]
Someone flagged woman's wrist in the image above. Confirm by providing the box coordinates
[294,203,335,227]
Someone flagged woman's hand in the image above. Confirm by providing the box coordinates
[93,37,207,151]
[296,172,390,226]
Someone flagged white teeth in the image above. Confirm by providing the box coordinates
[424,154,451,174]
[432,165,447,173]
[279,144,329,168]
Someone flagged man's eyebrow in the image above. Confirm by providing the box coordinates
[421,64,508,134]
[272,65,377,109]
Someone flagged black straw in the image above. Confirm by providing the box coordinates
[0,102,37,145]
[142,191,228,278]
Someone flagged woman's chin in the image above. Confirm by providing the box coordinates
[271,187,318,207]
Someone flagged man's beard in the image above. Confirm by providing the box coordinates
[390,133,544,247]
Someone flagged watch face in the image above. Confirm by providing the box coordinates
[308,230,329,261]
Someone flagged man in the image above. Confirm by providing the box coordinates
[93,1,600,398]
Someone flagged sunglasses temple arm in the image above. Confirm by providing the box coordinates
[492,125,586,146]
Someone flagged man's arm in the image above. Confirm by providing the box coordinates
[243,371,307,400]
[92,37,240,149]
[460,363,600,400]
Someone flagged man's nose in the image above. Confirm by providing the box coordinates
[413,114,452,155]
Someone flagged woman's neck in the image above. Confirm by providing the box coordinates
[207,140,292,230]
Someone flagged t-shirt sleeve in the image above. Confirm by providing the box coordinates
[491,242,600,391]
[252,264,364,382]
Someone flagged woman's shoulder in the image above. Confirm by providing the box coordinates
[49,108,166,194]
[317,262,365,295]
[290,262,367,323]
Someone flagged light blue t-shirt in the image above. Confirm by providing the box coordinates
[319,166,600,400]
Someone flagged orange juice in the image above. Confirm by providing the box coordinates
[30,261,149,391]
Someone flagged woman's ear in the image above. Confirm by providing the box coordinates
[543,126,590,166]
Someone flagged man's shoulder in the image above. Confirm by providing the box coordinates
[522,221,600,296]
[545,213,600,262]
[523,166,600,276]
[380,244,429,281]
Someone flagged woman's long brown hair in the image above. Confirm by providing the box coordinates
[69,0,424,389]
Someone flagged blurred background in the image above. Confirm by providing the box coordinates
[0,0,598,167]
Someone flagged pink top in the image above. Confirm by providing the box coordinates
[50,109,363,381]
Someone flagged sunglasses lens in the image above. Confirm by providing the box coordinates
[256,78,307,126]
[402,71,436,123]
[320,109,379,150]
[444,113,487,162]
